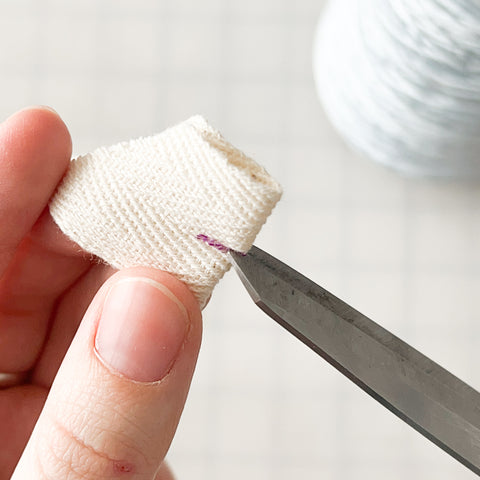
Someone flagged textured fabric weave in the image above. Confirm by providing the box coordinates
[49,116,282,307]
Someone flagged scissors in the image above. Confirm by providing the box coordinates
[229,246,480,476]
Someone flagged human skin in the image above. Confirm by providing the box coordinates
[0,107,202,479]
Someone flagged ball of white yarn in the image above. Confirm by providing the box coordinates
[314,0,480,178]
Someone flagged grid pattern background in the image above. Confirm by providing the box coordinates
[1,1,480,478]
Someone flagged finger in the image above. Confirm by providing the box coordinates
[0,107,73,372]
[32,262,117,388]
[155,462,175,480]
[0,106,71,275]
[0,219,90,372]
[0,372,28,389]
[12,268,202,479]
[0,385,47,479]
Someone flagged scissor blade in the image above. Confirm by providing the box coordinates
[230,246,480,476]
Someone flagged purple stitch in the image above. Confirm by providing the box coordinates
[196,233,247,256]
[196,234,230,253]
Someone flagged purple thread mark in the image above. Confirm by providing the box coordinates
[196,234,229,253]
[196,233,247,256]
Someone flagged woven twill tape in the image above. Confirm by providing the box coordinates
[49,116,282,307]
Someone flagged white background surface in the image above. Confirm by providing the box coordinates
[1,1,479,478]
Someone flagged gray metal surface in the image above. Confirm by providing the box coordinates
[230,246,480,476]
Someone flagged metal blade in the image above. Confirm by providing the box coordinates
[230,246,480,476]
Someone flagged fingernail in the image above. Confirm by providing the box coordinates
[95,277,189,382]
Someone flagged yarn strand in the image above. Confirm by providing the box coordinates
[314,0,480,178]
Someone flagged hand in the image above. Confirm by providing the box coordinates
[0,107,202,479]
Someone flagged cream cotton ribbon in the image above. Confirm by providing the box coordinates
[49,116,282,307]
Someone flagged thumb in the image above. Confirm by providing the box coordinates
[12,268,202,479]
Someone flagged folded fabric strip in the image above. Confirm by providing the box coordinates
[49,115,282,307]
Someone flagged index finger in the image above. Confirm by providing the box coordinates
[0,106,72,275]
